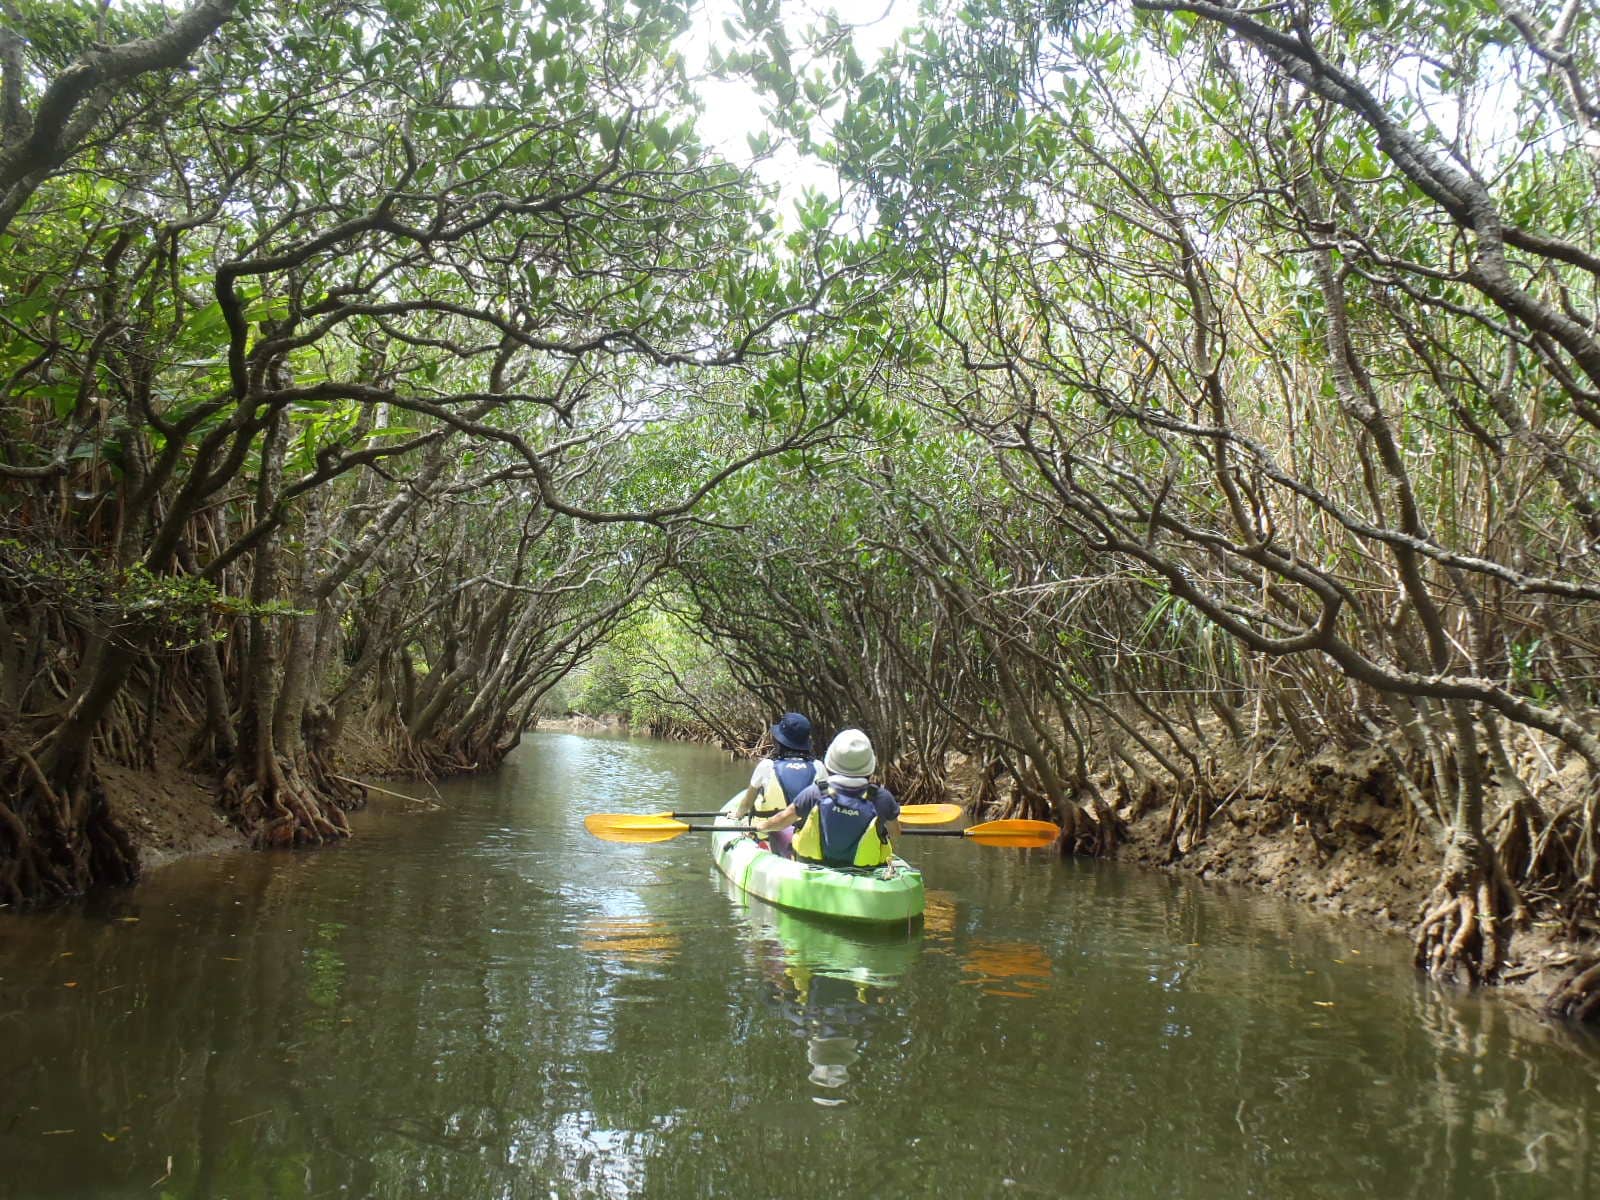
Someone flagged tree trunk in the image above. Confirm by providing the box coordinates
[218,404,351,846]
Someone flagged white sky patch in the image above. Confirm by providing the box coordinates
[678,0,918,223]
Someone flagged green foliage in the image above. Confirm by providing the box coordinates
[553,600,750,736]
[0,539,217,646]
[7,0,1600,866]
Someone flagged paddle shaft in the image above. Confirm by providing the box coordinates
[675,826,985,838]
[662,809,960,825]
[666,824,943,835]
[584,812,1057,847]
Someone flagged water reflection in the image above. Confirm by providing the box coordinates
[715,876,921,1103]
[6,734,1600,1198]
[579,917,682,966]
[922,889,957,936]
[920,890,1057,1000]
[956,941,1052,999]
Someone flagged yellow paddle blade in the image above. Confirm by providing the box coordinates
[962,819,1060,848]
[583,813,696,843]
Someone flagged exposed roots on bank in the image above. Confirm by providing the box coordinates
[219,753,357,848]
[1546,955,1600,1022]
[0,744,139,909]
[1414,840,1522,986]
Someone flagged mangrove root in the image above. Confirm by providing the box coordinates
[220,754,352,848]
[0,749,139,909]
[1545,955,1600,1023]
[1413,840,1510,986]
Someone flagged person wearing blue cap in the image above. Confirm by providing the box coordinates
[757,728,902,868]
[736,712,825,859]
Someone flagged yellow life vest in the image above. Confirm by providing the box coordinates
[793,783,893,868]
[756,756,819,815]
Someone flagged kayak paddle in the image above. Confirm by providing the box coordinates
[647,803,964,825]
[583,814,753,842]
[904,819,1061,849]
[583,813,1059,848]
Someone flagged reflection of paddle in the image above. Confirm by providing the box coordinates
[579,917,682,963]
[584,813,1058,848]
[959,941,1054,998]
[650,803,963,825]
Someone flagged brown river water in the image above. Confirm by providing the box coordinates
[2,730,1598,1198]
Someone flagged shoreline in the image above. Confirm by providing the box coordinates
[1072,750,1591,1026]
[61,722,1600,1026]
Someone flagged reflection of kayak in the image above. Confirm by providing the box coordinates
[709,793,925,923]
[723,881,922,1099]
[721,881,924,985]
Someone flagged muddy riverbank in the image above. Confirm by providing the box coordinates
[49,721,1600,1023]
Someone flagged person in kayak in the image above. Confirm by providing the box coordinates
[737,712,825,859]
[756,728,902,869]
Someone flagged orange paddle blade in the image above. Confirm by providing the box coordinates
[962,819,1060,848]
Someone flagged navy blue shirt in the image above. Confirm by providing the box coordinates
[793,781,899,824]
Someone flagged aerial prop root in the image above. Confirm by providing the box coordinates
[82,772,139,887]
[0,790,37,907]
[302,705,365,813]
[221,756,351,848]
[1414,848,1516,986]
[1161,779,1211,863]
[0,747,138,906]
[1058,794,1123,857]
[1546,956,1600,1022]
[305,749,367,814]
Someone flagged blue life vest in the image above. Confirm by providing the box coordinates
[793,782,892,868]
[758,755,819,814]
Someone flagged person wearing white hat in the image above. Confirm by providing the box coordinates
[756,728,902,869]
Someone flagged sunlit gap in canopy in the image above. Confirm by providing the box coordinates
[679,0,919,234]
[592,362,752,434]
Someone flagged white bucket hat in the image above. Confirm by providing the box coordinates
[824,728,876,781]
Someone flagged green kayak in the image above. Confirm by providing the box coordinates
[718,883,925,984]
[709,794,925,924]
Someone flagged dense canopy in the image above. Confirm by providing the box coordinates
[5,0,1600,1009]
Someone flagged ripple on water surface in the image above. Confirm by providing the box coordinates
[2,731,1599,1199]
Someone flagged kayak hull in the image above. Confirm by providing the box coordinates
[709,794,924,924]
